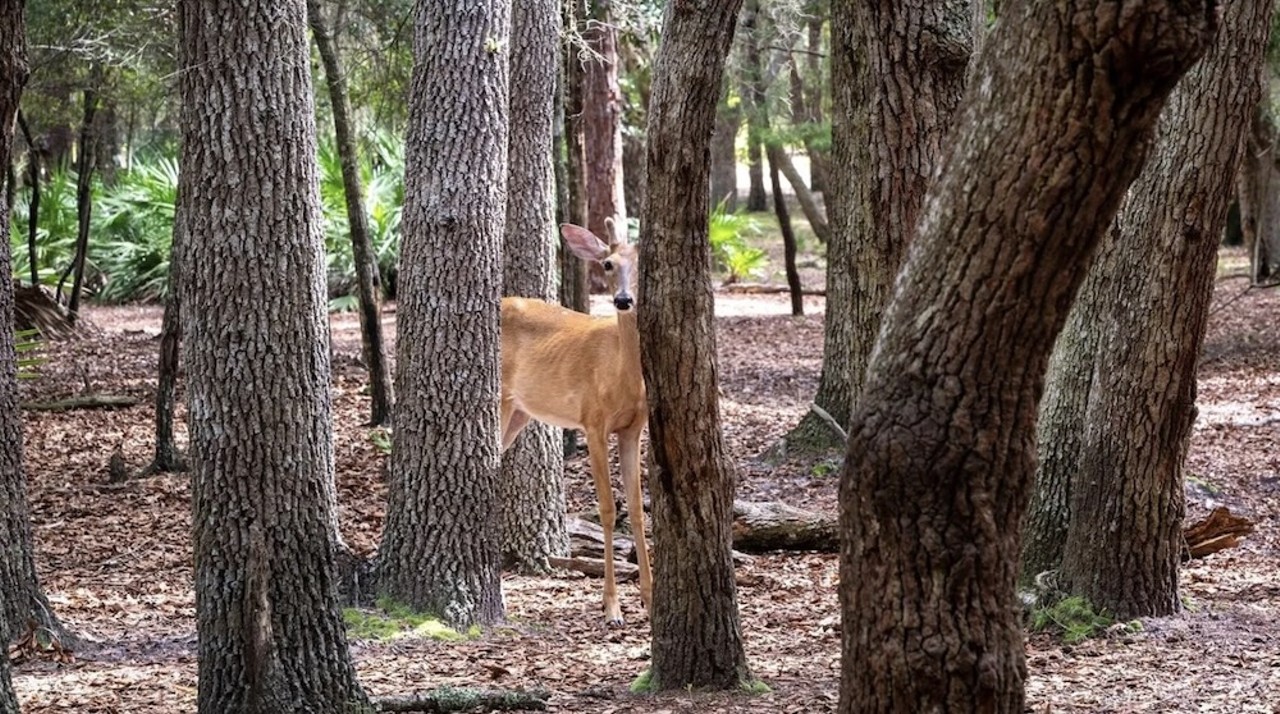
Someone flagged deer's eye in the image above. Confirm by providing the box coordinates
[603,260,614,271]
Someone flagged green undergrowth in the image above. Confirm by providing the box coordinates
[1028,595,1141,643]
[343,597,481,642]
[628,669,771,695]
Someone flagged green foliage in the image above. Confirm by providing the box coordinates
[316,131,404,301]
[94,156,178,301]
[8,166,81,287]
[15,329,44,380]
[369,427,393,455]
[343,597,480,642]
[629,669,655,693]
[1029,596,1119,643]
[741,678,772,694]
[709,204,767,283]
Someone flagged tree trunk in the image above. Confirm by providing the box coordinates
[1238,98,1278,284]
[308,0,394,426]
[16,110,38,286]
[766,145,803,316]
[639,0,753,691]
[709,80,739,211]
[583,0,627,249]
[839,2,1217,710]
[560,0,590,315]
[1057,0,1274,620]
[67,75,100,320]
[501,0,568,574]
[740,0,768,213]
[0,11,28,714]
[773,148,829,243]
[177,1,370,711]
[141,205,187,476]
[378,0,509,628]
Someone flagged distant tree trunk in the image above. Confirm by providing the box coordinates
[773,148,829,242]
[177,1,370,711]
[1056,0,1273,620]
[308,0,393,426]
[710,80,740,211]
[560,0,589,313]
[1238,99,1278,284]
[740,0,767,213]
[501,0,568,573]
[378,0,509,628]
[67,75,100,320]
[16,110,38,286]
[140,208,187,476]
[583,0,627,249]
[838,1,1217,710]
[640,0,753,691]
[766,145,803,315]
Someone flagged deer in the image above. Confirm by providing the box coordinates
[499,222,651,627]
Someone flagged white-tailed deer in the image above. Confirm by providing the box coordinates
[500,223,651,627]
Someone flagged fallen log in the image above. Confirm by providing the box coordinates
[375,687,550,712]
[548,556,639,582]
[719,282,826,296]
[732,500,837,553]
[1184,506,1254,559]
[21,394,139,412]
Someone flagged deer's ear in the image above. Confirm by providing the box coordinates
[560,224,610,262]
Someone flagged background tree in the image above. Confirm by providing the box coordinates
[560,0,591,317]
[501,0,569,572]
[785,0,969,452]
[308,0,394,426]
[177,0,369,710]
[838,0,1218,709]
[1238,91,1279,284]
[377,0,509,628]
[583,0,628,249]
[1053,0,1276,618]
[639,0,754,690]
[0,8,31,711]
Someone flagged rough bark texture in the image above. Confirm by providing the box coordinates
[501,0,569,573]
[838,1,1218,710]
[560,0,590,314]
[639,0,752,691]
[710,80,740,211]
[583,0,627,248]
[740,0,768,213]
[1057,0,1274,620]
[1238,98,1279,284]
[0,3,26,710]
[177,1,370,711]
[308,0,393,426]
[379,0,509,628]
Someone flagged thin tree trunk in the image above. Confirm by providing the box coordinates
[767,145,803,316]
[640,0,753,691]
[68,73,100,321]
[139,207,187,476]
[308,0,393,426]
[741,0,768,213]
[583,0,627,250]
[773,147,829,243]
[378,0,510,628]
[500,0,569,574]
[1239,100,1278,284]
[710,79,740,211]
[16,110,37,286]
[839,1,1217,709]
[1057,0,1274,619]
[560,0,590,314]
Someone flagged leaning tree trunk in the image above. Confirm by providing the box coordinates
[378,0,509,628]
[500,0,568,573]
[838,1,1217,710]
[177,1,370,711]
[1056,0,1275,620]
[583,0,627,250]
[308,0,393,426]
[0,12,29,713]
[639,0,753,691]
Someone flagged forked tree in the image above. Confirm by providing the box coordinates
[1053,0,1277,618]
[378,0,510,627]
[177,0,369,710]
[500,0,569,572]
[0,2,27,711]
[838,0,1218,710]
[639,0,753,690]
[500,224,652,626]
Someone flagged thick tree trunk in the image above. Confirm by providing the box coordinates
[0,7,27,711]
[308,0,394,426]
[583,0,627,249]
[1057,0,1274,620]
[501,0,569,574]
[838,1,1217,710]
[379,0,509,628]
[177,1,370,711]
[710,81,740,211]
[639,0,752,691]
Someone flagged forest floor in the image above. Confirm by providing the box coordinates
[7,244,1280,713]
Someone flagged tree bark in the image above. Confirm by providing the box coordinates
[308,0,394,426]
[838,1,1217,710]
[1057,0,1274,620]
[67,73,100,320]
[140,202,187,477]
[379,0,509,628]
[501,0,569,574]
[766,145,803,316]
[560,0,590,315]
[0,4,27,710]
[16,110,38,286]
[639,0,753,691]
[1238,97,1278,284]
[740,0,768,213]
[583,0,627,249]
[773,147,829,243]
[177,1,370,710]
[709,79,740,211]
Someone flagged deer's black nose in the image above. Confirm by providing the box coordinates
[614,295,634,311]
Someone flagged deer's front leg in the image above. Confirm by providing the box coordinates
[586,429,623,626]
[618,425,651,612]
